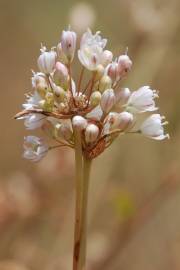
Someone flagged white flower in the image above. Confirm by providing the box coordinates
[78,29,107,70]
[23,91,42,110]
[23,114,46,130]
[126,86,158,113]
[37,47,57,74]
[140,114,169,140]
[23,136,48,162]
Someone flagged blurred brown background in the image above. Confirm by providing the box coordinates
[1,0,180,269]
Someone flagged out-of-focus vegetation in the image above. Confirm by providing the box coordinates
[1,0,180,269]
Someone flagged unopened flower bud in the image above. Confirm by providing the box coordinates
[56,123,73,141]
[117,112,133,131]
[115,87,131,104]
[90,91,102,107]
[106,112,119,125]
[85,124,99,144]
[99,75,112,93]
[54,62,69,86]
[100,89,116,113]
[37,49,57,74]
[61,30,77,62]
[106,62,119,82]
[118,54,132,77]
[101,50,113,67]
[72,115,87,130]
[96,64,105,80]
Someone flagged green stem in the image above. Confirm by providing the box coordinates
[80,156,92,269]
[73,128,92,270]
[73,129,83,270]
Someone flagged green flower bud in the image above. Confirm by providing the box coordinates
[90,91,102,107]
[95,64,105,80]
[99,75,112,93]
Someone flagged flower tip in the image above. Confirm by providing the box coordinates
[40,44,47,53]
[125,47,128,55]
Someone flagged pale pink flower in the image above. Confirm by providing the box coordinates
[126,86,158,113]
[78,29,107,70]
[140,114,169,140]
[23,136,48,162]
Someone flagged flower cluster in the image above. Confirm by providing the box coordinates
[15,28,169,161]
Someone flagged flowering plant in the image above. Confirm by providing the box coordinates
[15,27,169,270]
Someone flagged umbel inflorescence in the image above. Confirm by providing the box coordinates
[15,28,169,162]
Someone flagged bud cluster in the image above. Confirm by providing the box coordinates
[15,27,169,161]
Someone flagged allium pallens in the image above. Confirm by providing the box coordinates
[15,27,169,161]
